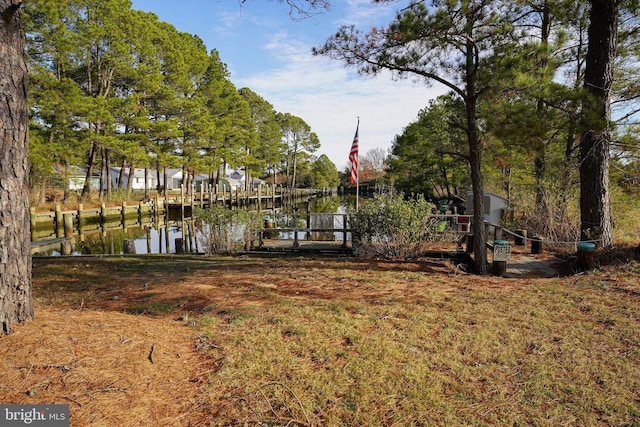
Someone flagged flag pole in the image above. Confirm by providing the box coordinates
[349,117,360,211]
[356,117,360,211]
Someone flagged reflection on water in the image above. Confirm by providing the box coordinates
[37,195,353,256]
[72,221,199,256]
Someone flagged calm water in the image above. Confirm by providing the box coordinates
[39,195,355,256]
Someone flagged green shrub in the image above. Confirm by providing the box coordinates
[349,193,435,259]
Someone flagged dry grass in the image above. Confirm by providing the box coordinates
[2,250,639,425]
[0,307,212,426]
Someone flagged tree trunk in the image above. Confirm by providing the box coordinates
[580,0,617,246]
[0,0,34,334]
[81,137,98,200]
[62,161,70,203]
[144,167,150,200]
[163,166,168,200]
[126,163,134,198]
[465,13,487,275]
[98,146,106,201]
[118,159,127,189]
[534,0,551,221]
[105,148,112,199]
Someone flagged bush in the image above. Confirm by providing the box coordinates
[349,193,436,259]
[194,205,261,254]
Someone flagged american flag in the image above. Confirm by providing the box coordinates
[349,122,359,186]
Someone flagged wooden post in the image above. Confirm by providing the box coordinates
[272,185,276,208]
[78,203,85,242]
[77,203,84,226]
[60,240,73,256]
[55,203,63,237]
[492,240,510,276]
[531,236,543,254]
[515,229,527,246]
[200,184,204,208]
[100,203,107,223]
[577,242,596,271]
[124,239,136,254]
[342,213,348,248]
[121,201,127,231]
[30,207,37,242]
[293,208,300,248]
[63,213,74,238]
[495,226,503,241]
[175,238,184,254]
[306,201,311,241]
[181,184,185,219]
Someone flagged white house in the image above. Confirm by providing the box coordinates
[224,169,265,191]
[67,166,100,191]
[109,167,158,190]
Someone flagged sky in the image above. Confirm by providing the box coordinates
[131,0,448,170]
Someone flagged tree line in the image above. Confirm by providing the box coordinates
[25,0,340,205]
[316,0,639,273]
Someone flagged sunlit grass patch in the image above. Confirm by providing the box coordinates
[30,254,640,425]
[203,273,640,426]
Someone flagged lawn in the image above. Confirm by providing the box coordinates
[1,251,639,426]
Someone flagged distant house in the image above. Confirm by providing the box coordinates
[109,167,158,190]
[226,170,244,191]
[225,169,265,191]
[68,166,100,191]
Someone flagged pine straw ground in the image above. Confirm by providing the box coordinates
[1,247,640,426]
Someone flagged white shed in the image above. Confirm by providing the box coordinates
[466,191,509,230]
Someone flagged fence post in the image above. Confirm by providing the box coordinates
[124,239,136,254]
[495,226,503,240]
[30,207,37,242]
[515,229,527,246]
[55,204,63,237]
[492,240,510,277]
[577,242,596,271]
[121,201,127,230]
[63,213,74,238]
[342,214,348,248]
[531,236,543,254]
[306,201,311,241]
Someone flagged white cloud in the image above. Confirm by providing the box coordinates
[339,0,399,26]
[237,33,447,169]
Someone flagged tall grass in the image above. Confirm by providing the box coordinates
[193,205,262,254]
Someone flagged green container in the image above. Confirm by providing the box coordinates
[576,242,596,252]
[494,240,509,246]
